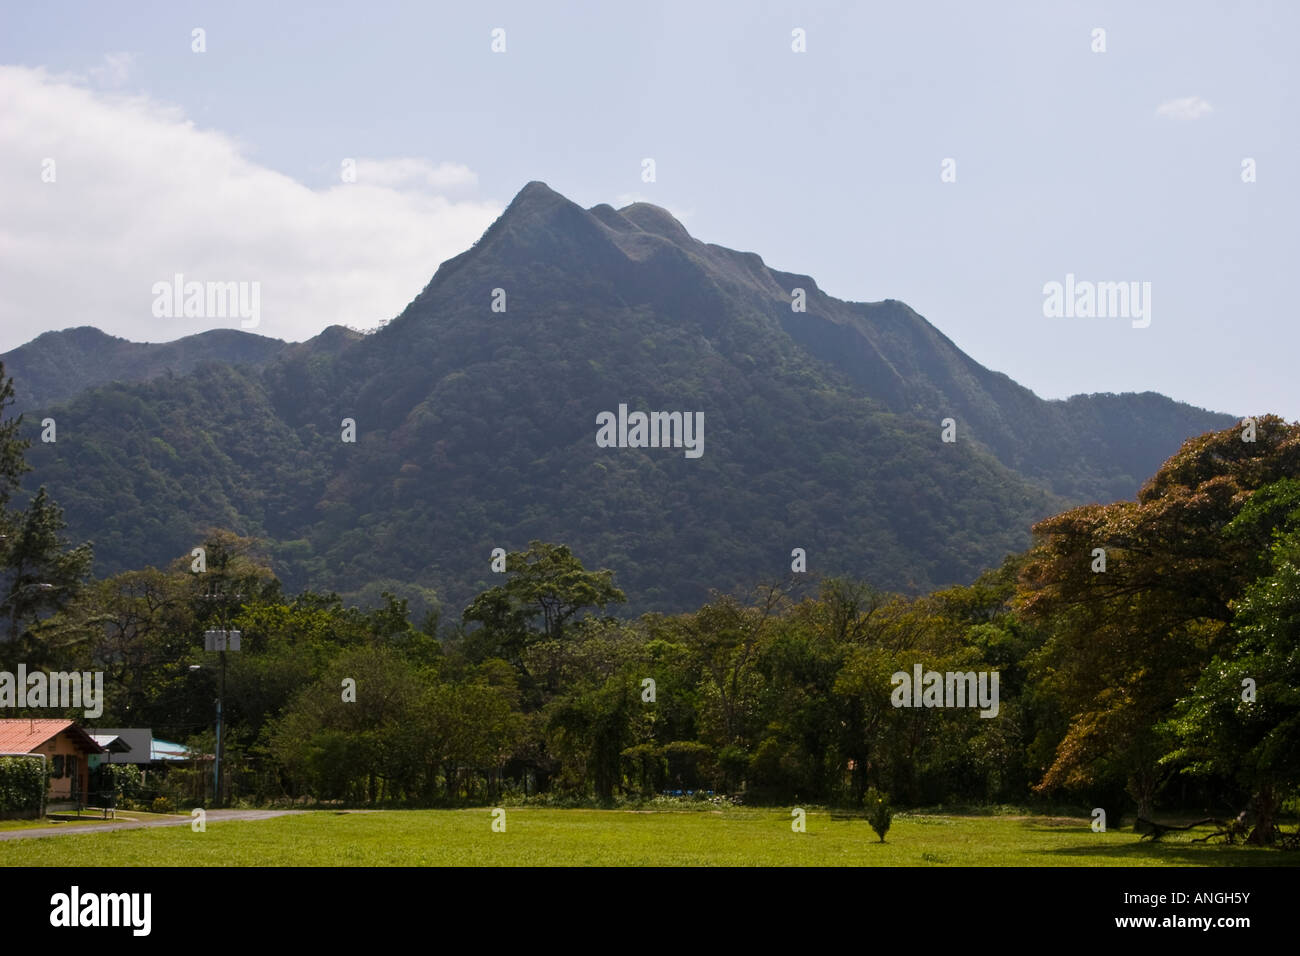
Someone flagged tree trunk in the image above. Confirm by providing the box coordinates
[1127,765,1157,823]
[1247,785,1279,846]
[851,754,868,807]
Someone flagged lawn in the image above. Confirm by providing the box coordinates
[0,810,167,833]
[2,808,1296,866]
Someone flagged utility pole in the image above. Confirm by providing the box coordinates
[202,585,241,809]
[217,638,225,809]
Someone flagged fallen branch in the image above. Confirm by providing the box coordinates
[1136,816,1223,841]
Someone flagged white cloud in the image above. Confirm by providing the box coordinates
[1156,96,1213,121]
[0,65,503,351]
[353,158,477,190]
[86,52,135,89]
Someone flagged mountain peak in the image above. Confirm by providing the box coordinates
[508,179,564,209]
[484,180,595,241]
[615,201,694,248]
[500,182,695,250]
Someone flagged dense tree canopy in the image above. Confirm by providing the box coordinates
[1016,416,1300,837]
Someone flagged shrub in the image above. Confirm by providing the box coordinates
[159,766,204,808]
[620,743,666,797]
[865,787,893,843]
[716,745,750,792]
[152,796,176,814]
[100,764,143,802]
[0,756,48,818]
[661,741,714,791]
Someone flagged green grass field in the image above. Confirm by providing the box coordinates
[2,808,1297,866]
[0,810,170,833]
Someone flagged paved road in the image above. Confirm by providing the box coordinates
[0,809,305,842]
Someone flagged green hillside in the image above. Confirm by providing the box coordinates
[17,182,1234,614]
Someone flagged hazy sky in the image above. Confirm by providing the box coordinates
[1,1,1295,418]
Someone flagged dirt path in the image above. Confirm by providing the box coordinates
[0,809,305,842]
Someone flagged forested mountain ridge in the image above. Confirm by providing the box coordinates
[15,181,1234,614]
[0,326,297,412]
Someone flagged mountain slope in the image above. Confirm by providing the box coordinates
[17,182,1235,615]
[0,326,293,412]
[414,183,1233,502]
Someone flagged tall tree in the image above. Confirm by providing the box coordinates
[1017,416,1300,817]
[0,363,93,655]
[0,363,28,508]
[1163,479,1300,843]
[462,541,625,683]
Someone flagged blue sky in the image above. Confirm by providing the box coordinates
[1,0,1295,418]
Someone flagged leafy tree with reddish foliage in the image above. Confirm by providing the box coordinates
[1015,415,1300,819]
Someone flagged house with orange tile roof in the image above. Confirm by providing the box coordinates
[0,719,105,807]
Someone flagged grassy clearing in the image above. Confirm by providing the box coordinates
[2,808,1296,866]
[0,810,171,833]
